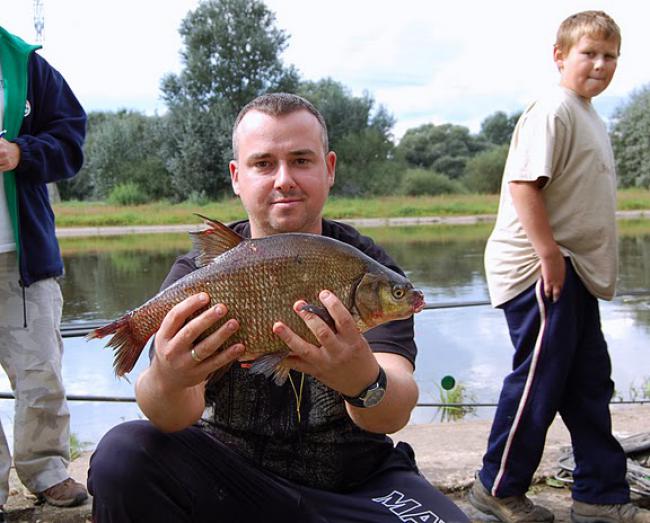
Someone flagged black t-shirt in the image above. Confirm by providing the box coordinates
[160,219,418,491]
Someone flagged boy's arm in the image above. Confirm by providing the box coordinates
[510,179,565,302]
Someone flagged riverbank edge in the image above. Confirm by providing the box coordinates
[54,209,650,237]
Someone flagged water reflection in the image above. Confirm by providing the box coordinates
[2,224,647,446]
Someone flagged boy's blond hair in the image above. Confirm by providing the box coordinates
[555,10,621,54]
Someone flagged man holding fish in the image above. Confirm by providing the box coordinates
[88,93,468,522]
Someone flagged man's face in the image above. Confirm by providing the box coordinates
[230,109,336,238]
[554,34,619,101]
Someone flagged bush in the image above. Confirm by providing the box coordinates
[462,144,509,194]
[107,182,149,206]
[398,169,466,196]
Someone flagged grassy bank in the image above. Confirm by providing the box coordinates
[53,189,650,228]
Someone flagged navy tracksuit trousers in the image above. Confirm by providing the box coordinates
[479,260,630,504]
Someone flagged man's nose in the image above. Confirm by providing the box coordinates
[594,56,605,69]
[274,162,296,190]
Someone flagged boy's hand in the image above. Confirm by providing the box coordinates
[540,250,565,302]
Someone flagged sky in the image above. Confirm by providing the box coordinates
[6,0,650,140]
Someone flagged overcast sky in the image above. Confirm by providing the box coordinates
[7,0,649,139]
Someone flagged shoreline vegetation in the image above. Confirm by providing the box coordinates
[54,189,650,228]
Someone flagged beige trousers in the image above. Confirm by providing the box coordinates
[0,252,70,503]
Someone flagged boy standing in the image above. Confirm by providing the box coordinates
[469,11,650,523]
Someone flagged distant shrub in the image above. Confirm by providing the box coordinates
[399,169,466,196]
[107,182,149,206]
[462,144,508,194]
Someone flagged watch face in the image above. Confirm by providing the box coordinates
[362,387,386,408]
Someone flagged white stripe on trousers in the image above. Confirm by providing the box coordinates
[491,279,547,496]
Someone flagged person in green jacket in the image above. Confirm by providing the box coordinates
[0,26,87,517]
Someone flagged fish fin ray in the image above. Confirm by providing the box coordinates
[86,313,145,377]
[248,352,291,385]
[190,215,245,267]
[300,303,337,333]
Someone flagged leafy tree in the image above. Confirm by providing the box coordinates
[479,110,521,146]
[59,110,170,201]
[298,79,398,196]
[160,0,300,199]
[610,85,650,188]
[462,144,509,194]
[396,123,487,179]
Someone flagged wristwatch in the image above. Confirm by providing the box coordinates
[342,367,387,408]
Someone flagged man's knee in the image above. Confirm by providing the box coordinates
[88,420,162,495]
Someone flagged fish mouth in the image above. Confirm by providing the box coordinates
[411,290,425,313]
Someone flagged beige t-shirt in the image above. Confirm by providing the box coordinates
[484,86,618,307]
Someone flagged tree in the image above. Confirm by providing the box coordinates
[396,123,487,179]
[160,0,300,199]
[479,110,521,146]
[298,79,398,196]
[610,85,650,188]
[462,144,509,194]
[58,110,171,201]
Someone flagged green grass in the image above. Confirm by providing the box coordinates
[53,189,650,228]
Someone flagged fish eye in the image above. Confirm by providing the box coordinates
[392,287,406,300]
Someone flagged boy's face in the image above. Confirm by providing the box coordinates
[554,34,619,101]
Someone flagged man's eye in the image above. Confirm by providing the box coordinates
[255,161,270,169]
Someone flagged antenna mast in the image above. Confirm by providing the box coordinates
[33,0,44,44]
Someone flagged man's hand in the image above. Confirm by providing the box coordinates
[272,290,379,397]
[151,292,245,390]
[136,292,244,432]
[0,139,20,172]
[272,289,418,433]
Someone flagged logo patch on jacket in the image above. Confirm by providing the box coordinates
[24,101,31,117]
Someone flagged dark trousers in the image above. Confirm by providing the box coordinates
[88,420,469,523]
[479,260,629,504]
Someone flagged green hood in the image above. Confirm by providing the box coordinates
[0,26,41,253]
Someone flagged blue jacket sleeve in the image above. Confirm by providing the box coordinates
[12,52,86,184]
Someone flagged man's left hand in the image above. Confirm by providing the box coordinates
[272,289,380,396]
[0,139,20,172]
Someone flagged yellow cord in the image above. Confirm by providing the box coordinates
[288,372,305,424]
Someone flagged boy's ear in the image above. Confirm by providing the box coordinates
[553,45,565,71]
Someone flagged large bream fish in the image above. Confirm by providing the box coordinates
[88,216,425,383]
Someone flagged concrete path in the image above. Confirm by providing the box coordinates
[4,403,648,522]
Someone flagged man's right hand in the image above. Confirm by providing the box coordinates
[152,292,244,389]
[136,293,244,432]
[0,139,20,172]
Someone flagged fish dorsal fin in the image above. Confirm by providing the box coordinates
[189,214,245,267]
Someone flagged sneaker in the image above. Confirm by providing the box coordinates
[572,500,650,523]
[37,478,88,507]
[468,476,555,522]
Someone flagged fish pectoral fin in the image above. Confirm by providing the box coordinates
[189,215,245,267]
[248,352,291,385]
[299,303,337,333]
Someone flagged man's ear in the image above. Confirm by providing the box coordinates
[326,151,336,188]
[229,160,240,195]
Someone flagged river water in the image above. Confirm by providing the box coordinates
[1,224,649,448]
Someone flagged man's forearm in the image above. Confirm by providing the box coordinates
[135,367,206,433]
[345,353,418,434]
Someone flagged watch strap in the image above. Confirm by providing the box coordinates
[342,366,387,408]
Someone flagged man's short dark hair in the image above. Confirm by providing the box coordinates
[232,93,329,157]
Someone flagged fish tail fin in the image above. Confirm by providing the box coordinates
[248,352,291,385]
[86,313,144,377]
